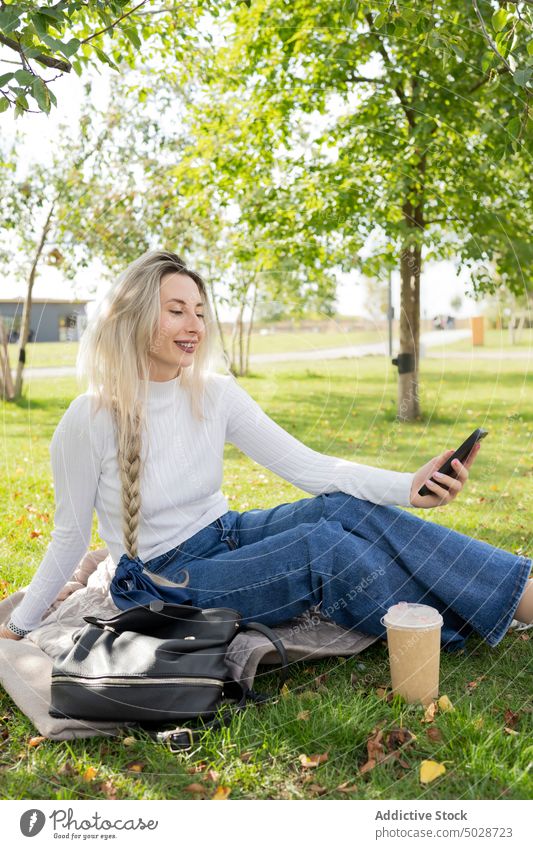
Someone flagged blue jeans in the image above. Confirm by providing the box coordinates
[143,493,531,651]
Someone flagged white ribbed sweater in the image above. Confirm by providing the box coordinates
[10,373,414,632]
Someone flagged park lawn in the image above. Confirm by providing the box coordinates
[0,357,531,800]
[7,330,381,371]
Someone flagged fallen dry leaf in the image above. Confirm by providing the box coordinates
[97,780,118,800]
[386,727,415,750]
[239,752,253,763]
[186,762,208,774]
[57,761,76,776]
[426,727,443,743]
[204,769,220,783]
[438,695,454,712]
[504,727,519,736]
[280,683,291,698]
[28,736,47,748]
[299,753,329,768]
[503,709,520,729]
[184,783,208,796]
[212,786,231,800]
[122,736,136,747]
[82,766,98,782]
[307,783,327,796]
[422,702,438,723]
[125,761,144,772]
[519,632,530,641]
[337,781,358,793]
[297,710,311,721]
[466,675,486,692]
[420,760,446,784]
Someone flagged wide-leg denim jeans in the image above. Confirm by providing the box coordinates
[142,493,532,651]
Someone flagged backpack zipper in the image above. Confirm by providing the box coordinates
[51,675,225,687]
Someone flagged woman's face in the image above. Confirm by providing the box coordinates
[149,272,206,381]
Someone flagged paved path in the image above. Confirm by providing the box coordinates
[13,330,531,379]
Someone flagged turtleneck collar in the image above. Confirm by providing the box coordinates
[139,373,182,400]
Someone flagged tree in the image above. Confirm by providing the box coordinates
[0,0,209,116]
[178,0,532,419]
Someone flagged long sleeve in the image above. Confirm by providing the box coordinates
[8,395,102,633]
[224,377,414,508]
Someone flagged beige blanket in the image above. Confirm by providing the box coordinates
[0,548,378,740]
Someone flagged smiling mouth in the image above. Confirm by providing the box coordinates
[174,341,197,353]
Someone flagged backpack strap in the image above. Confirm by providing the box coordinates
[237,620,290,684]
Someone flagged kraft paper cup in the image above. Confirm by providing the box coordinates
[381,602,444,706]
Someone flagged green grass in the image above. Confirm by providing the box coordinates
[0,357,532,800]
[7,331,381,370]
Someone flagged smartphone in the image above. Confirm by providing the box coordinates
[417,428,488,497]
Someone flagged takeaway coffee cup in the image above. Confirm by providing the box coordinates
[382,602,444,706]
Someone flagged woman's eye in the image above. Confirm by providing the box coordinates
[170,310,205,319]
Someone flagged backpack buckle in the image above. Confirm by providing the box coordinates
[157,726,195,752]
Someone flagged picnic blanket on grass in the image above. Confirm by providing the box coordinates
[0,548,378,740]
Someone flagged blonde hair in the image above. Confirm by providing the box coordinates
[76,249,228,566]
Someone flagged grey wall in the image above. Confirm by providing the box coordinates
[0,303,88,343]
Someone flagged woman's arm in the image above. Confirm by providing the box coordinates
[223,378,415,507]
[3,395,102,637]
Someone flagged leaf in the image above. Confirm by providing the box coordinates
[32,77,50,113]
[212,786,231,800]
[503,709,520,728]
[422,701,438,723]
[299,752,329,768]
[513,68,532,88]
[0,97,9,114]
[82,766,98,782]
[184,783,207,795]
[125,761,144,772]
[14,70,35,86]
[122,736,136,747]
[385,727,415,750]
[97,780,118,799]
[297,710,310,721]
[280,683,290,698]
[28,735,47,747]
[239,751,253,763]
[492,8,508,33]
[426,727,443,742]
[337,781,358,793]
[438,695,454,712]
[205,769,220,783]
[419,760,446,784]
[307,783,327,795]
[504,727,519,736]
[0,72,14,87]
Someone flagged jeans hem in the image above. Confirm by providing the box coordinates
[481,555,532,647]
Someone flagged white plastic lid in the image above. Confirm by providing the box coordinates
[382,602,443,630]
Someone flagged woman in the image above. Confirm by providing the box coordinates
[1,250,531,648]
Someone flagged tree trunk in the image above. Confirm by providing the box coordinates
[13,204,55,399]
[245,279,258,374]
[0,320,15,401]
[207,276,231,367]
[397,237,421,420]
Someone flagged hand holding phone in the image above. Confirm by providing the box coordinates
[417,428,488,497]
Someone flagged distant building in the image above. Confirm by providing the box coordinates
[0,298,90,343]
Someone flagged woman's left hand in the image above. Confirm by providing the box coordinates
[409,443,481,509]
